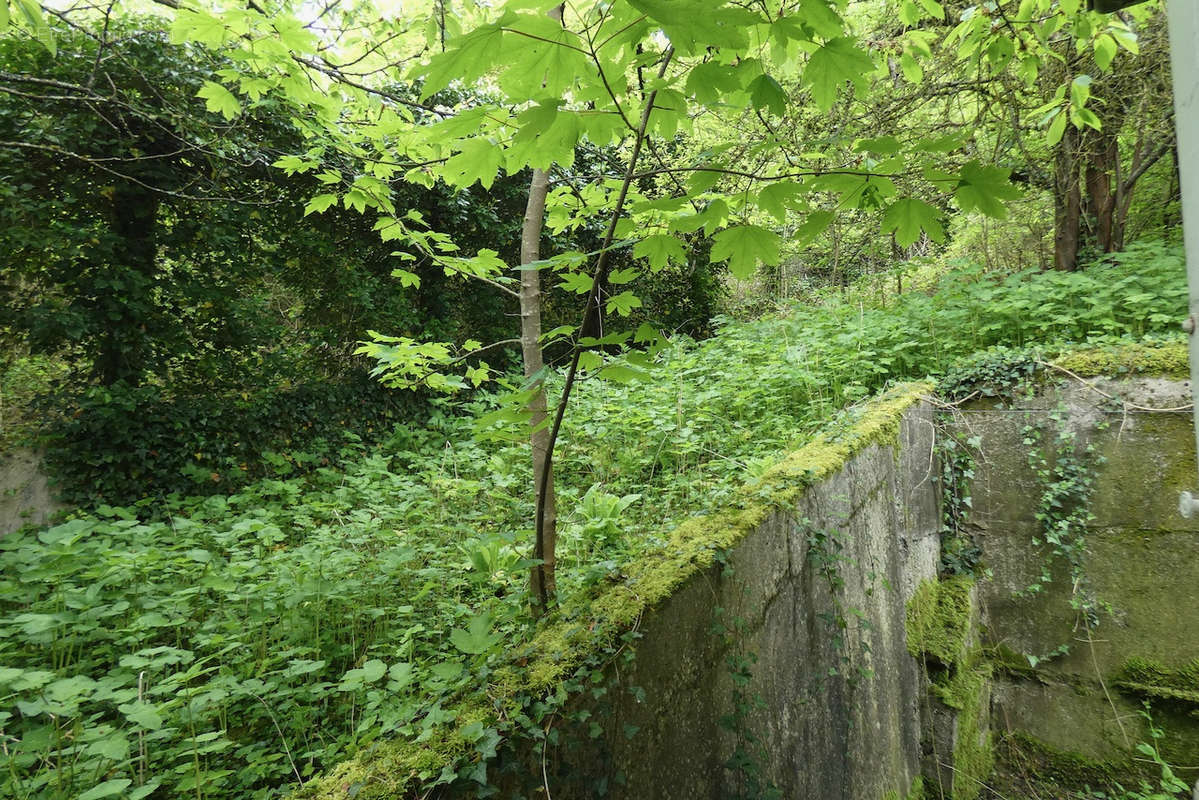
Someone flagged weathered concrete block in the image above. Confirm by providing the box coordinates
[0,448,65,536]
[956,377,1199,783]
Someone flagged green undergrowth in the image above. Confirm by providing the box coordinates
[295,381,932,799]
[0,354,69,451]
[0,241,1189,799]
[991,727,1192,800]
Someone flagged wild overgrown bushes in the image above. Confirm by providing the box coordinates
[0,241,1187,799]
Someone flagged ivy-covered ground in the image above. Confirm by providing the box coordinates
[0,241,1188,799]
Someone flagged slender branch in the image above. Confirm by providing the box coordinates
[500,27,588,54]
[533,46,675,580]
[0,140,274,204]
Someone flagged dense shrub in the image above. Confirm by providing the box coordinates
[0,241,1188,799]
[40,373,427,506]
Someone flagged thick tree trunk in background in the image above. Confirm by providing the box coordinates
[521,166,557,612]
[1085,133,1120,252]
[97,182,159,385]
[1054,125,1082,271]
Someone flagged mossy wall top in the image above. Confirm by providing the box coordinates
[295,382,939,799]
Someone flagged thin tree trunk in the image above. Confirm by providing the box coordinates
[522,2,565,614]
[521,166,557,612]
[1054,125,1082,271]
[532,48,674,616]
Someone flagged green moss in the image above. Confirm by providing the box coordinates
[991,731,1126,796]
[906,576,996,799]
[1116,657,1199,706]
[1049,341,1189,379]
[935,660,994,800]
[760,381,934,494]
[295,382,932,798]
[905,576,974,667]
[882,774,923,800]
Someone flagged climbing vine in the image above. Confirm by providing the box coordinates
[712,552,781,800]
[936,431,984,577]
[804,521,875,687]
[1021,404,1105,627]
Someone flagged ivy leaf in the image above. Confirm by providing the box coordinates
[197,81,241,121]
[450,614,501,655]
[954,161,1020,219]
[881,198,945,247]
[710,225,781,279]
[606,291,643,317]
[442,138,503,189]
[749,74,787,117]
[633,234,686,271]
[303,193,338,216]
[804,38,873,111]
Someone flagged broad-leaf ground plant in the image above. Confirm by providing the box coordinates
[0,241,1187,798]
[2,0,1162,606]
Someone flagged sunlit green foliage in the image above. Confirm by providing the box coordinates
[0,241,1186,799]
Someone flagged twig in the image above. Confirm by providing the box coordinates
[253,692,305,786]
[1036,360,1194,413]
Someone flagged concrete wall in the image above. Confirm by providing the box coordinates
[0,448,64,536]
[564,401,943,799]
[957,377,1199,779]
